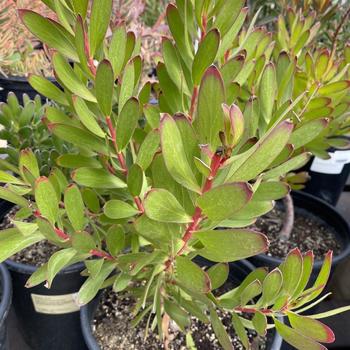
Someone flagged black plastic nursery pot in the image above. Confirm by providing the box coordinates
[80,259,283,350]
[250,191,350,275]
[302,142,350,206]
[0,264,12,350]
[0,75,57,104]
[0,200,87,350]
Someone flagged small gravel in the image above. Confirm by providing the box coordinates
[1,206,59,267]
[93,289,268,350]
[253,204,341,260]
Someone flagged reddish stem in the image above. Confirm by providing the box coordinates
[235,307,272,315]
[189,86,198,121]
[90,249,114,261]
[54,227,70,241]
[134,196,145,213]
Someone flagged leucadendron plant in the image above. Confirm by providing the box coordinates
[0,1,349,349]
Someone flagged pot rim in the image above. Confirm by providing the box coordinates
[0,74,55,83]
[80,260,283,350]
[255,191,350,268]
[0,263,12,327]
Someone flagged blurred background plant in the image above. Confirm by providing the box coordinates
[0,0,53,77]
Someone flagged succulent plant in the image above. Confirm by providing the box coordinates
[0,1,348,349]
[0,92,70,175]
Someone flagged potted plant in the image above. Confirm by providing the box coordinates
[0,263,11,350]
[0,92,87,349]
[0,0,54,103]
[1,0,347,349]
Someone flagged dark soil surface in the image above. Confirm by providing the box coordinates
[93,289,268,350]
[253,205,341,260]
[1,206,59,267]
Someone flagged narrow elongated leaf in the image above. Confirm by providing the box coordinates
[136,130,160,171]
[72,168,126,189]
[240,279,262,305]
[47,248,77,287]
[72,0,88,18]
[56,154,101,169]
[19,10,78,60]
[104,200,139,219]
[293,251,314,298]
[260,268,283,306]
[119,59,135,110]
[78,261,116,305]
[127,164,143,197]
[96,60,114,116]
[207,263,229,290]
[254,182,290,201]
[252,311,267,336]
[19,148,39,178]
[71,231,96,253]
[164,299,190,331]
[194,66,225,150]
[231,312,250,349]
[29,75,68,106]
[35,177,59,224]
[144,189,191,223]
[288,312,335,343]
[50,124,108,155]
[192,29,220,86]
[0,171,25,185]
[12,221,37,236]
[109,25,127,79]
[160,114,200,193]
[210,308,234,350]
[0,187,28,207]
[274,319,327,350]
[176,256,211,293]
[52,53,96,102]
[116,97,140,150]
[214,0,244,36]
[64,184,85,231]
[89,0,113,56]
[280,248,303,296]
[318,81,350,95]
[197,183,253,221]
[106,225,125,256]
[260,63,277,124]
[72,96,105,137]
[195,229,268,262]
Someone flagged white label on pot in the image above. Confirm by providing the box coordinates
[31,293,80,315]
[311,150,350,174]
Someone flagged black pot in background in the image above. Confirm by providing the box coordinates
[250,191,350,277]
[0,264,12,350]
[302,142,350,206]
[80,260,283,350]
[0,75,58,104]
[0,200,87,350]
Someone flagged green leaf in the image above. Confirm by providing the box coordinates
[104,200,139,219]
[35,177,59,224]
[176,256,211,293]
[12,221,38,236]
[197,183,253,221]
[280,248,303,296]
[290,119,329,149]
[0,228,43,263]
[259,63,277,124]
[25,265,47,288]
[78,261,116,305]
[287,312,335,343]
[263,153,311,180]
[119,59,135,111]
[230,199,274,220]
[47,248,77,287]
[82,188,100,213]
[72,0,88,18]
[29,75,69,106]
[274,319,327,350]
[318,81,350,95]
[254,182,290,201]
[64,184,85,231]
[0,171,25,185]
[207,263,229,290]
[195,229,268,262]
[19,10,78,60]
[36,216,65,243]
[52,53,96,102]
[136,130,160,171]
[240,279,262,305]
[118,251,160,276]
[194,66,225,150]
[293,251,314,298]
[224,120,294,182]
[106,225,125,257]
[109,25,127,79]
[164,299,190,331]
[96,60,114,116]
[260,268,283,306]
[210,308,233,350]
[144,189,191,223]
[113,272,131,292]
[72,96,105,137]
[192,29,220,86]
[116,97,140,151]
[50,124,108,155]
[160,114,200,193]
[252,311,267,336]
[72,168,126,189]
[231,312,249,349]
[71,231,96,253]
[127,164,143,197]
[19,148,39,178]
[85,259,104,279]
[89,0,113,56]
[56,154,102,169]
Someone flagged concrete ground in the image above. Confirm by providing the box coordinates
[7,191,350,350]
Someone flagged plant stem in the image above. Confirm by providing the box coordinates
[331,5,350,55]
[188,86,198,121]
[279,193,294,241]
[90,249,114,261]
[234,307,272,315]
